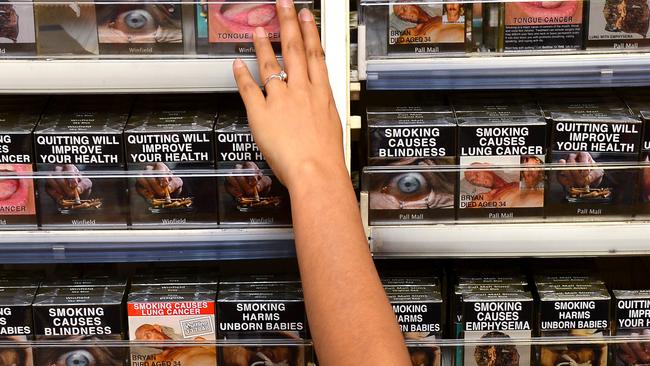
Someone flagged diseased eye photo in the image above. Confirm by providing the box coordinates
[369,158,455,210]
[34,336,125,366]
[96,3,182,44]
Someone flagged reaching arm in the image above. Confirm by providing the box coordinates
[231,1,411,365]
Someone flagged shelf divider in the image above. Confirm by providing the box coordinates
[370,222,650,258]
[0,228,295,263]
[364,52,650,90]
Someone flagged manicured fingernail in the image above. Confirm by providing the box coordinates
[233,59,245,69]
[298,8,313,21]
[277,0,293,8]
[254,27,267,38]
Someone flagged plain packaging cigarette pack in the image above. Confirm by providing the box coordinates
[195,0,313,56]
[538,289,611,366]
[32,286,125,340]
[457,115,547,221]
[33,97,131,229]
[367,106,457,225]
[217,291,306,339]
[544,98,642,219]
[612,290,650,366]
[0,96,46,228]
[462,291,534,366]
[214,110,291,226]
[127,291,217,366]
[125,96,218,227]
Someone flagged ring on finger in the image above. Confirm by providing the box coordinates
[263,70,288,89]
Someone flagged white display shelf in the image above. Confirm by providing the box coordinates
[357,35,650,90]
[370,222,650,258]
[0,58,261,93]
[0,228,295,263]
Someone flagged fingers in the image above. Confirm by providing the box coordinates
[253,27,286,94]
[277,0,308,85]
[169,177,184,195]
[77,178,92,195]
[225,176,244,199]
[233,59,265,111]
[298,8,328,87]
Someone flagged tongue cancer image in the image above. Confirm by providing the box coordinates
[210,2,280,41]
[513,1,580,18]
[0,164,29,211]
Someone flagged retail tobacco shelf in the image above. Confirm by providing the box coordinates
[0,58,262,93]
[360,51,650,90]
[0,228,295,263]
[369,222,650,258]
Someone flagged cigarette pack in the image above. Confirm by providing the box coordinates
[195,0,313,56]
[587,0,650,49]
[612,290,650,366]
[32,286,126,365]
[0,96,46,228]
[502,1,584,51]
[538,289,611,366]
[125,96,218,227]
[455,96,547,221]
[34,1,99,55]
[388,289,443,366]
[462,291,534,366]
[0,0,36,55]
[0,289,35,366]
[367,106,457,225]
[95,2,185,55]
[215,110,291,226]
[545,98,642,219]
[33,96,131,229]
[127,291,217,366]
[385,2,470,55]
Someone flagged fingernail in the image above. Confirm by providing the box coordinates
[277,0,293,8]
[233,59,245,69]
[254,27,267,39]
[298,8,313,21]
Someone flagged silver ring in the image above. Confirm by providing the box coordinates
[263,70,288,88]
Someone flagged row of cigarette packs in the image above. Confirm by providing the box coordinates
[0,1,313,56]
[0,95,291,229]
[366,0,650,57]
[367,90,650,224]
[0,272,307,366]
[383,272,650,366]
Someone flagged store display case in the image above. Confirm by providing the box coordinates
[362,162,650,257]
[0,168,297,262]
[3,0,650,361]
[358,0,650,89]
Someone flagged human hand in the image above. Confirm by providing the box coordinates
[556,152,604,190]
[46,164,92,202]
[232,0,346,193]
[618,330,650,365]
[225,162,272,199]
[136,162,183,200]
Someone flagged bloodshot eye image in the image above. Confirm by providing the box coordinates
[208,2,281,44]
[369,158,455,211]
[96,3,182,44]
